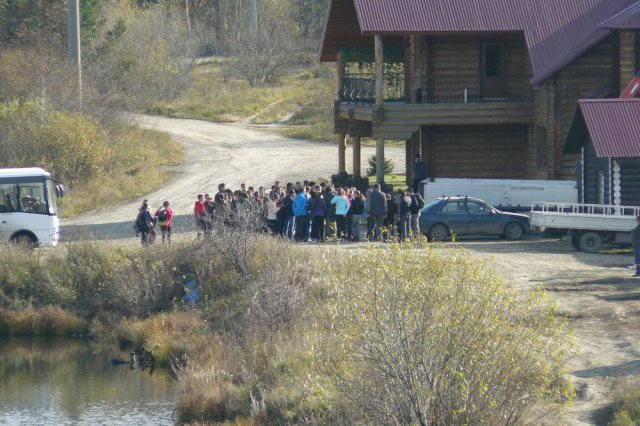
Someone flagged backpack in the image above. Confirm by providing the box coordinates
[136,211,148,228]
[157,209,168,222]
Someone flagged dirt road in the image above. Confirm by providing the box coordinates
[459,236,639,424]
[61,115,405,240]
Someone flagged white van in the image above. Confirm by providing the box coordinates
[0,168,60,246]
[422,178,577,211]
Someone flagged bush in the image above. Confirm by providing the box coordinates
[0,100,112,188]
[324,243,574,424]
[609,378,640,425]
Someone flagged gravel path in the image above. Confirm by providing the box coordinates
[61,115,405,240]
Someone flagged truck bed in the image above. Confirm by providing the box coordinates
[530,202,640,232]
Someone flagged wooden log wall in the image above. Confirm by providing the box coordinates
[553,35,615,180]
[407,35,529,104]
[620,31,636,93]
[530,81,557,180]
[582,141,610,204]
[428,125,528,179]
[620,159,640,206]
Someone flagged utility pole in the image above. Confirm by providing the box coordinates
[67,0,82,109]
[249,0,257,34]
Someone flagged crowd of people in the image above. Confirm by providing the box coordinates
[134,180,426,245]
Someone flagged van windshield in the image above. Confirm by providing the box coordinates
[45,179,58,215]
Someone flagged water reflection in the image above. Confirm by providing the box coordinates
[0,338,176,425]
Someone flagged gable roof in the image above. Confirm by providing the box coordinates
[565,99,640,158]
[599,1,640,29]
[321,0,635,86]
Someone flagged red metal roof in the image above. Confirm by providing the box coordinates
[322,0,635,85]
[599,1,640,29]
[579,99,640,158]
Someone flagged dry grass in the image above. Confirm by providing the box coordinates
[0,306,88,336]
[57,126,183,217]
[149,60,336,142]
[115,310,208,365]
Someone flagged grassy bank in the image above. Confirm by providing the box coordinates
[149,59,336,142]
[57,127,183,217]
[0,228,574,424]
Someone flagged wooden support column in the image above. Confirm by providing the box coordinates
[338,133,346,173]
[375,34,385,184]
[337,50,345,94]
[421,127,430,177]
[352,136,361,177]
[406,138,413,186]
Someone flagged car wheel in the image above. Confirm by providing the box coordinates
[428,224,448,242]
[578,232,602,253]
[503,222,525,240]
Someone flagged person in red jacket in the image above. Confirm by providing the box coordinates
[155,200,174,244]
[194,194,206,239]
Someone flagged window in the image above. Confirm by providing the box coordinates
[466,201,490,215]
[0,183,18,213]
[483,44,503,77]
[537,126,547,170]
[440,201,467,214]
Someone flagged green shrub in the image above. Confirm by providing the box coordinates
[366,154,395,176]
[324,243,574,424]
[609,378,640,425]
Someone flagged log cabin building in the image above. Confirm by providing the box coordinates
[565,99,640,206]
[320,0,640,187]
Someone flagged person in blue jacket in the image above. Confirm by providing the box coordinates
[292,187,309,242]
[331,188,351,241]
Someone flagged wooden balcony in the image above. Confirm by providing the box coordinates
[336,73,535,139]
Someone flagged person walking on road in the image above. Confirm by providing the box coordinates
[194,194,206,239]
[155,200,173,245]
[633,215,640,277]
[135,200,155,246]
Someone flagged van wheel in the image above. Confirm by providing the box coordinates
[503,222,525,240]
[11,233,37,247]
[428,224,449,242]
[578,232,602,253]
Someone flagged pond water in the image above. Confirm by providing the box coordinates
[0,338,177,425]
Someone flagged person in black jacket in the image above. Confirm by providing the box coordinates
[633,215,640,277]
[383,193,398,241]
[135,200,155,245]
[350,190,365,241]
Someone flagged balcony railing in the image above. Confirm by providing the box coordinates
[339,73,534,104]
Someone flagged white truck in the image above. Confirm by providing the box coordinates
[422,178,577,211]
[530,202,640,253]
